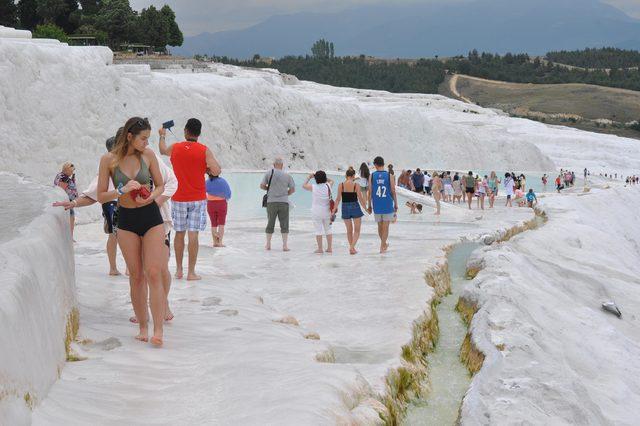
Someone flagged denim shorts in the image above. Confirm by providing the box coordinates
[341,202,364,220]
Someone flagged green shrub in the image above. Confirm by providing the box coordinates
[33,23,68,43]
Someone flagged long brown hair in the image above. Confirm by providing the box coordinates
[111,117,151,169]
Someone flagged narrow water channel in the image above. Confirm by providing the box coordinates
[403,242,480,425]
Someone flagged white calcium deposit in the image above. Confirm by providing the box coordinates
[2,26,640,425]
[460,183,640,425]
[0,175,76,424]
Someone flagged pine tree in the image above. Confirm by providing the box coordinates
[0,0,18,27]
[160,5,182,47]
[36,0,69,24]
[138,5,164,49]
[94,0,135,47]
[79,0,99,15]
[55,0,80,34]
[18,0,40,29]
[311,39,333,59]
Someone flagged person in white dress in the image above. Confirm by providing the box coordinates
[303,171,334,253]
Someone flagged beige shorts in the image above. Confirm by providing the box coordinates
[374,213,394,222]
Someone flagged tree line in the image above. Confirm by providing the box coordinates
[211,42,640,94]
[219,54,446,94]
[546,48,640,69]
[0,0,183,51]
[445,50,640,91]
[212,40,445,94]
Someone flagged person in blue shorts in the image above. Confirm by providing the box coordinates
[367,156,398,253]
[332,167,368,255]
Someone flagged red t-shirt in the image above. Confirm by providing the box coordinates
[170,141,207,202]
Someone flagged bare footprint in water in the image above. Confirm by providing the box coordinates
[218,309,239,316]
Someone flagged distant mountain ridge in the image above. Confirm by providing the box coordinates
[173,0,640,59]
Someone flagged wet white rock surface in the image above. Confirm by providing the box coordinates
[31,205,533,425]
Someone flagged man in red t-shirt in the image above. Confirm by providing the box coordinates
[160,118,221,280]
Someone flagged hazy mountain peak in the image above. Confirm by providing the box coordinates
[174,0,640,58]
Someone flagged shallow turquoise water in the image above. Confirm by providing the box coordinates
[222,170,553,221]
[222,172,341,220]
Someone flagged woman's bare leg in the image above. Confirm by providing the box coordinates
[161,241,173,321]
[344,220,354,249]
[117,230,147,341]
[315,235,323,253]
[142,224,168,346]
[107,234,120,275]
[352,218,361,254]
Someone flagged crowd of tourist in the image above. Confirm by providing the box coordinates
[393,168,537,212]
[52,116,639,348]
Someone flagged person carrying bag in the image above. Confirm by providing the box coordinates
[262,169,274,208]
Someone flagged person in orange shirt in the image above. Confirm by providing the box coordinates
[160,118,221,280]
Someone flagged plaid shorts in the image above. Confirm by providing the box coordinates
[172,200,207,232]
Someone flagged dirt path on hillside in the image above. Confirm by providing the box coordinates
[453,74,640,96]
[448,74,473,103]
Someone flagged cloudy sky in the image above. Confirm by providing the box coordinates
[130,0,640,37]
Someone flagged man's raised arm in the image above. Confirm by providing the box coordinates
[158,128,173,156]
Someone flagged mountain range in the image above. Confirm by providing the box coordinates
[173,0,640,59]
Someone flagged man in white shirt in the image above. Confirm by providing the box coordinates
[424,171,432,195]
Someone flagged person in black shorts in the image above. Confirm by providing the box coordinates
[463,171,476,210]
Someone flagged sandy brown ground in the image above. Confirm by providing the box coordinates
[440,74,640,140]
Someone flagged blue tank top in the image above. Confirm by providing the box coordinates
[371,170,394,214]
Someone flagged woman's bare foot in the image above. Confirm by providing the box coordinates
[266,243,271,251]
[325,248,332,253]
[150,336,163,347]
[380,243,389,253]
[165,308,174,322]
[283,246,290,252]
[314,249,323,254]
[349,247,357,255]
[109,269,121,276]
[175,268,183,279]
[135,326,148,342]
[186,273,202,281]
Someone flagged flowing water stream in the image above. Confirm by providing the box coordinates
[403,242,480,425]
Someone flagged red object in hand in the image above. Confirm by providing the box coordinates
[138,187,151,199]
[129,186,151,201]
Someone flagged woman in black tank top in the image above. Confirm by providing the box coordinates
[331,167,369,255]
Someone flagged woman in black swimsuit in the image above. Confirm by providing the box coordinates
[97,117,167,347]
